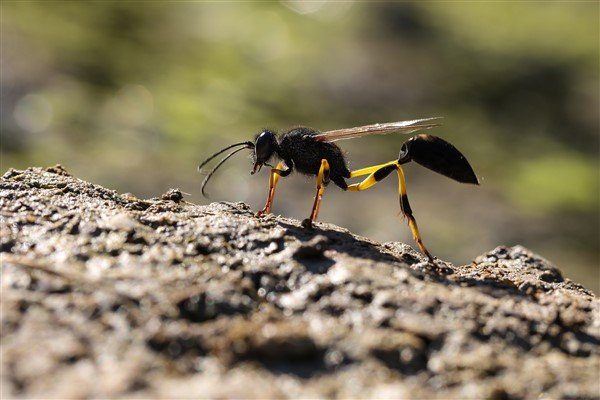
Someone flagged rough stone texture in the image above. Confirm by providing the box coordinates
[1,166,598,399]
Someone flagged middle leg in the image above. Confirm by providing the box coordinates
[302,159,330,228]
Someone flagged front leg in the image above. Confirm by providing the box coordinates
[302,159,330,228]
[256,162,286,216]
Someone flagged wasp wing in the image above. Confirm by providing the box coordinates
[314,117,442,142]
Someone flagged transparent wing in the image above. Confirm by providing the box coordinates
[314,117,442,142]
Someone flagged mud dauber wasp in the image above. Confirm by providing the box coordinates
[198,118,478,261]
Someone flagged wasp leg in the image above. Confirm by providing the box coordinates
[348,161,434,262]
[302,159,330,228]
[256,162,286,216]
[349,160,397,178]
[347,161,397,191]
[395,164,434,262]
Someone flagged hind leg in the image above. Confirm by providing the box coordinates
[348,161,434,261]
[395,165,433,261]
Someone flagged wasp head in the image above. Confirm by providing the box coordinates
[252,129,278,174]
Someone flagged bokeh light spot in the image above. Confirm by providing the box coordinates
[14,94,53,134]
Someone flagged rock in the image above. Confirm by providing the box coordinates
[1,167,598,399]
[159,188,184,203]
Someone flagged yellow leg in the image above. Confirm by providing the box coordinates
[350,160,397,178]
[257,162,285,216]
[348,160,397,191]
[396,165,434,262]
[347,161,434,261]
[347,173,377,192]
[302,159,330,227]
[348,171,380,192]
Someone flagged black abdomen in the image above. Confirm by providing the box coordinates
[279,127,350,189]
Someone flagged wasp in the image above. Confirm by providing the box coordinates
[198,118,478,261]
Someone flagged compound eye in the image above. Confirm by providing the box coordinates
[255,131,274,161]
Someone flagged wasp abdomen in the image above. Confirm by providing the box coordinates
[401,134,479,185]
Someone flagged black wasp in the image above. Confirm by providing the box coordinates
[198,118,478,261]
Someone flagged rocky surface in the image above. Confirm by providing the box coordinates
[1,166,598,399]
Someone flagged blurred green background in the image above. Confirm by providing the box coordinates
[2,2,598,292]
